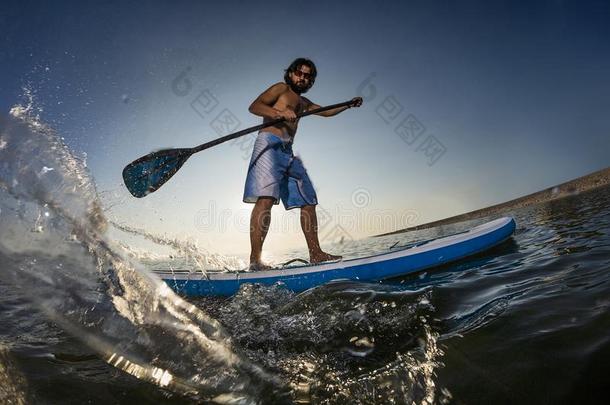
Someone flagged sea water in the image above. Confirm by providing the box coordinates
[1,105,609,404]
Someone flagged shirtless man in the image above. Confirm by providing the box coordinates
[244,58,363,270]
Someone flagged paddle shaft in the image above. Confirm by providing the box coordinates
[191,100,354,153]
[122,99,356,198]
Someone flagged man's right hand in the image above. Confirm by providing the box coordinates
[274,109,297,121]
[350,96,363,108]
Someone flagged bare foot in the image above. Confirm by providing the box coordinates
[309,252,342,264]
[248,261,274,271]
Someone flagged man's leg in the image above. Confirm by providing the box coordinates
[249,197,275,269]
[300,204,342,263]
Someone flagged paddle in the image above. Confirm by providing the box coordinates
[122,100,355,198]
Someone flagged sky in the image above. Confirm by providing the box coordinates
[1,0,609,256]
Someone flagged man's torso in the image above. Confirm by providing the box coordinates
[262,84,308,142]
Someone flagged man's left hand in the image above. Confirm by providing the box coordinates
[350,97,363,108]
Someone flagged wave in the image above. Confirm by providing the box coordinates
[0,97,286,403]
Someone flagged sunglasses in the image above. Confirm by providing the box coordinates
[293,70,313,80]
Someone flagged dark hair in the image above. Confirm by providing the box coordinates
[284,58,317,89]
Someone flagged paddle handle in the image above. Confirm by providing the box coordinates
[191,100,355,153]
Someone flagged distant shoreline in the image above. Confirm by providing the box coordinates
[376,167,610,237]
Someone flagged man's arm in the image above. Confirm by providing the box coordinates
[249,83,297,121]
[304,97,363,117]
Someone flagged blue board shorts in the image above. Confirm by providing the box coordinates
[243,132,318,210]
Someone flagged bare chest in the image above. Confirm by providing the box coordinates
[273,92,305,114]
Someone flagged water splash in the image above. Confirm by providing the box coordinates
[201,282,449,404]
[0,99,287,403]
[0,345,28,405]
[109,221,246,273]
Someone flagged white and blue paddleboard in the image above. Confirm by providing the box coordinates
[155,217,516,297]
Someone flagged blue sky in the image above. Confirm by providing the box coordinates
[2,0,609,255]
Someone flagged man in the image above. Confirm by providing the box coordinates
[243,58,363,270]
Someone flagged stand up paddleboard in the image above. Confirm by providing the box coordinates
[155,217,516,297]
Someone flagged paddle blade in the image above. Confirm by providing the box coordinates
[122,148,192,198]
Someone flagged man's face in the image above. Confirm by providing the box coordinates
[289,65,313,93]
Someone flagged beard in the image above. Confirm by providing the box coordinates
[288,78,311,94]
